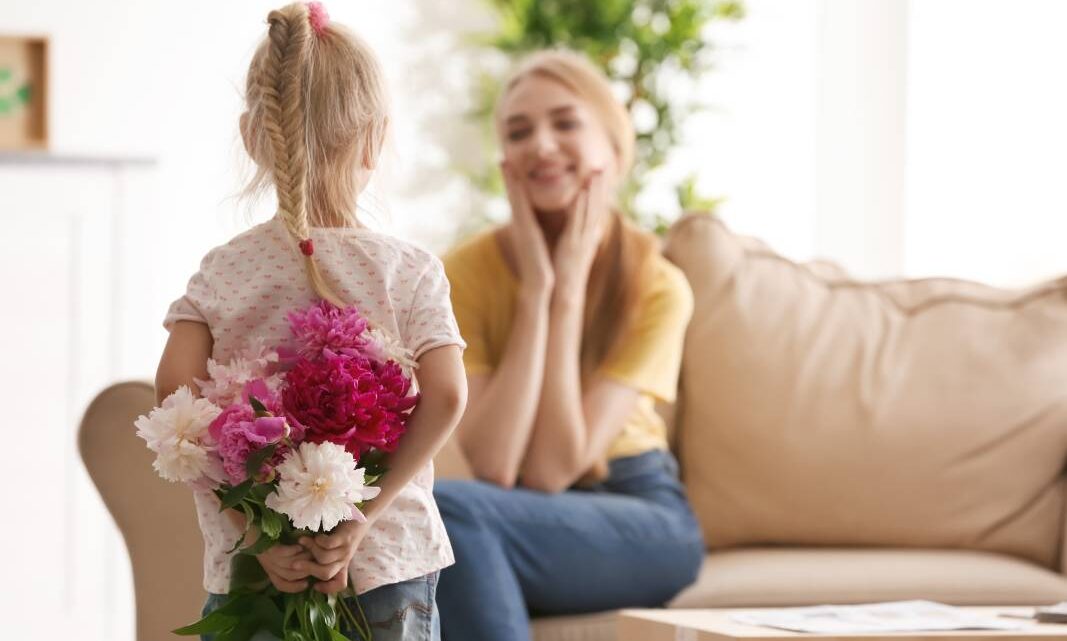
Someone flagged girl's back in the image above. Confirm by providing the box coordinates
[164,215,461,596]
[167,217,458,366]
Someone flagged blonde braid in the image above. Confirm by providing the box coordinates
[261,5,345,307]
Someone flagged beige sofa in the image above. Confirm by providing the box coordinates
[81,214,1067,641]
[436,214,1067,640]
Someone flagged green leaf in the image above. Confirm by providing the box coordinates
[249,395,269,416]
[226,502,257,554]
[319,597,337,629]
[260,508,284,540]
[284,594,299,630]
[225,613,262,641]
[328,629,349,641]
[230,554,271,592]
[173,593,256,635]
[241,531,278,556]
[251,594,285,637]
[246,443,278,478]
[250,483,275,503]
[219,479,255,511]
[172,610,238,635]
[309,599,333,641]
[358,449,389,478]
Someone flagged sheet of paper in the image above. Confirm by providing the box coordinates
[730,601,1030,634]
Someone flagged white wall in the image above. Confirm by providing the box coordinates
[660,0,820,264]
[905,0,1067,286]
[676,0,1067,285]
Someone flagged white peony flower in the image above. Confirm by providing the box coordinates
[265,442,382,532]
[195,338,280,406]
[134,386,223,484]
[364,327,418,378]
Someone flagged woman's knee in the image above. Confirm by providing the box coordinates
[434,479,510,529]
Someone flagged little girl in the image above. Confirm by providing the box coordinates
[152,3,467,640]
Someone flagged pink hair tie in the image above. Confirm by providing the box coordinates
[299,239,315,256]
[307,2,329,37]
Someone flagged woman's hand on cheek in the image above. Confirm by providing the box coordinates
[502,160,555,296]
[553,169,608,296]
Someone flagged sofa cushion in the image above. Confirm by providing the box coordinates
[668,548,1067,607]
[663,214,1067,567]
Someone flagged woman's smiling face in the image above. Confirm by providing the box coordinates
[498,73,619,215]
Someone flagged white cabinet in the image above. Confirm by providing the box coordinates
[0,153,157,641]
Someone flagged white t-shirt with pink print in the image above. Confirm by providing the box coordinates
[163,215,465,595]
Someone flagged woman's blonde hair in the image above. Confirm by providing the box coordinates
[498,50,659,378]
[242,2,388,306]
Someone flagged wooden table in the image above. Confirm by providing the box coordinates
[617,607,1067,641]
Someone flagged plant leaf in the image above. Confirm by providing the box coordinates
[226,502,257,554]
[310,600,332,641]
[241,531,278,556]
[251,594,285,637]
[219,479,254,512]
[358,448,389,478]
[284,593,299,631]
[246,443,278,478]
[249,395,269,416]
[250,483,274,503]
[172,610,238,635]
[261,508,284,540]
[230,554,271,592]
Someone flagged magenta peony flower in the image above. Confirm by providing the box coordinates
[287,301,369,360]
[282,350,418,459]
[208,379,300,485]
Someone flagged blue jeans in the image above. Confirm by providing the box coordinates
[200,572,440,641]
[433,449,705,641]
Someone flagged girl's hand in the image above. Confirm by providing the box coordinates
[256,543,316,594]
[298,520,371,594]
[552,170,609,298]
[225,508,317,593]
[502,160,555,296]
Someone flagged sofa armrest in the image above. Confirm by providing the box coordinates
[1060,477,1067,576]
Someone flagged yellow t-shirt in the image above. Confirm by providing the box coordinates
[443,228,694,460]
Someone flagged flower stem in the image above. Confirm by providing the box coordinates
[339,595,372,640]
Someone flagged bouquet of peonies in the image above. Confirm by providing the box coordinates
[135,301,419,641]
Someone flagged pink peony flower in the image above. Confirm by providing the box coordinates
[282,350,418,459]
[208,379,300,485]
[195,338,280,406]
[363,327,418,378]
[287,301,369,360]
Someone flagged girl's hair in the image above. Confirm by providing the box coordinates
[498,50,659,378]
[242,2,388,306]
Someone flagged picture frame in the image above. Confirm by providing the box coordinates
[0,36,48,150]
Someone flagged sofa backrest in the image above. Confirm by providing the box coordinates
[663,214,1067,568]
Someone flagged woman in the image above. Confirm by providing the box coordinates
[434,49,704,640]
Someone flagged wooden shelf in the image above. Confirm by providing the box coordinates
[0,150,156,168]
